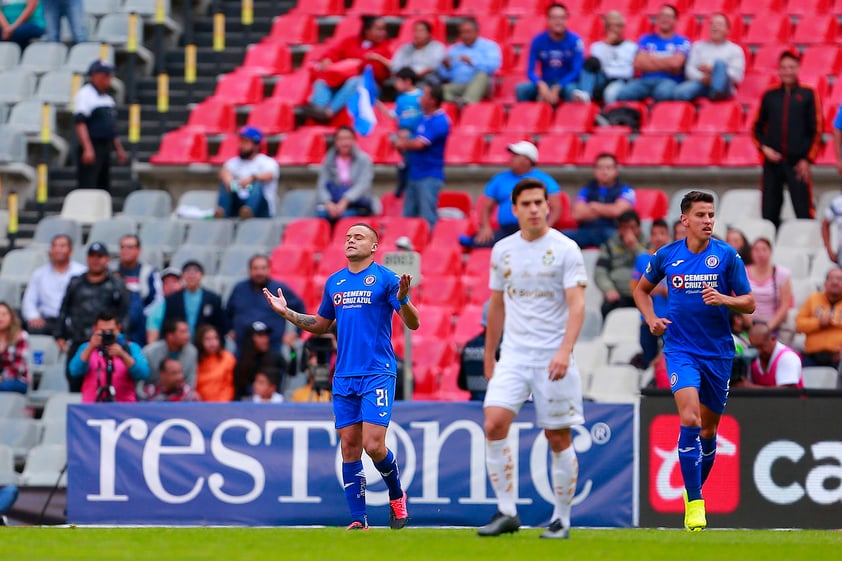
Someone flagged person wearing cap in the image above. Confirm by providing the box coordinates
[561,152,636,249]
[463,140,561,248]
[163,260,227,342]
[216,126,281,219]
[141,318,198,388]
[145,267,183,344]
[57,241,130,392]
[233,320,287,400]
[73,60,126,191]
[315,126,374,223]
[225,254,304,355]
[0,0,45,49]
[112,234,162,346]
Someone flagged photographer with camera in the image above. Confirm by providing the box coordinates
[68,311,150,403]
[291,335,335,403]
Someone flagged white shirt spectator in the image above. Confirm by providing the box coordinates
[21,262,87,322]
[223,154,281,216]
[684,40,745,86]
[590,40,638,80]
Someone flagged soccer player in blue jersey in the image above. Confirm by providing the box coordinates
[263,223,420,530]
[633,191,754,531]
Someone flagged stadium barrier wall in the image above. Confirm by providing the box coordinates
[66,402,635,527]
[640,394,842,529]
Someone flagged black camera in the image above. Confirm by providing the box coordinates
[101,330,116,347]
[305,336,335,393]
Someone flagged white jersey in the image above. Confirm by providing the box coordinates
[824,194,842,262]
[489,229,588,362]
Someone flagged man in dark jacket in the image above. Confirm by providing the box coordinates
[163,260,227,341]
[56,242,130,392]
[752,50,823,228]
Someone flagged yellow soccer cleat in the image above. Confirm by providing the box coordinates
[683,490,707,532]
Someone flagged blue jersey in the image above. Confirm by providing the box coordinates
[395,89,423,132]
[643,238,751,359]
[637,33,691,82]
[526,30,585,87]
[407,109,450,181]
[484,168,561,227]
[633,252,668,318]
[318,262,401,377]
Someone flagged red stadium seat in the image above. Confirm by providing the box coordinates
[740,0,785,15]
[380,217,430,251]
[538,133,580,165]
[244,100,295,135]
[625,134,677,166]
[676,14,700,41]
[799,73,830,101]
[743,14,792,45]
[472,194,499,232]
[504,102,553,134]
[642,0,689,14]
[504,0,551,16]
[464,248,492,282]
[567,13,601,42]
[331,15,362,42]
[454,0,505,17]
[400,0,455,16]
[208,133,268,166]
[430,218,471,246]
[281,218,331,253]
[409,339,453,394]
[815,140,836,165]
[550,102,598,134]
[801,45,842,75]
[150,128,208,165]
[438,191,473,217]
[270,70,313,105]
[834,0,842,14]
[270,244,315,280]
[301,43,331,68]
[184,99,236,134]
[787,0,831,16]
[641,101,695,134]
[751,44,791,73]
[482,133,532,165]
[395,16,447,44]
[722,135,762,166]
[347,0,400,16]
[479,15,510,44]
[292,0,345,16]
[510,15,545,47]
[421,245,463,278]
[689,0,738,15]
[734,72,777,106]
[623,14,652,41]
[673,135,725,166]
[491,75,522,106]
[828,80,842,105]
[211,71,264,106]
[791,15,837,45]
[313,248,348,287]
[444,132,485,165]
[499,43,518,75]
[267,14,318,45]
[436,365,471,402]
[240,42,292,76]
[453,304,485,348]
[695,101,743,134]
[409,306,453,343]
[598,0,644,15]
[576,133,629,165]
[552,191,578,230]
[826,104,839,133]
[379,192,404,217]
[634,188,669,220]
[456,102,505,134]
[356,130,399,164]
[419,276,465,313]
[275,129,328,166]
[281,275,321,313]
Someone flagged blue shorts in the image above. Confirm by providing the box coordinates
[332,374,396,429]
[664,351,732,414]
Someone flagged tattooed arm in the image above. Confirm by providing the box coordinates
[263,288,333,335]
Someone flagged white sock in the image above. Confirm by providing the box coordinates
[550,446,578,528]
[485,438,517,517]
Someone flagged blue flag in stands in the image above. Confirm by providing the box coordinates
[349,65,378,136]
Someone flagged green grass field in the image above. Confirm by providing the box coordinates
[3,527,841,561]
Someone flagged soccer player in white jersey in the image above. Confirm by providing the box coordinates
[479,178,588,539]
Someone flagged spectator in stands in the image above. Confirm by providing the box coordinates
[302,15,392,124]
[252,368,284,403]
[631,219,671,369]
[145,267,182,343]
[216,126,280,219]
[394,83,450,229]
[226,255,304,354]
[0,302,29,394]
[143,357,201,402]
[752,51,822,228]
[390,20,446,81]
[68,310,149,403]
[291,335,335,403]
[725,227,752,265]
[673,13,744,102]
[437,17,501,106]
[113,234,161,346]
[461,141,562,247]
[234,320,287,399]
[57,242,130,392]
[572,11,637,105]
[74,61,127,192]
[733,322,803,388]
[672,218,686,241]
[615,4,690,102]
[746,238,792,334]
[316,126,374,222]
[562,153,636,248]
[0,0,44,49]
[515,3,585,105]
[795,267,842,368]
[142,318,197,388]
[163,260,227,341]
[383,67,423,197]
[831,104,842,177]
[595,210,647,318]
[21,234,86,336]
[823,185,842,266]
[457,301,491,401]
[194,323,235,402]
[42,0,86,43]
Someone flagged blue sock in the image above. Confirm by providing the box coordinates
[342,460,367,523]
[700,435,717,486]
[678,425,702,502]
[373,449,403,501]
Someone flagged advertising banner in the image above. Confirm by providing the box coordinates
[68,401,635,527]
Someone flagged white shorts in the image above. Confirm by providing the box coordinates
[483,354,585,430]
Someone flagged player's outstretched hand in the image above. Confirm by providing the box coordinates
[548,348,570,381]
[648,317,672,336]
[701,282,726,306]
[263,287,288,316]
[397,274,412,301]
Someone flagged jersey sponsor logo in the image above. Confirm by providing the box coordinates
[645,262,652,274]
[671,275,684,289]
[542,251,555,266]
[649,414,740,514]
[705,255,720,268]
[670,260,685,267]
[333,293,343,306]
[334,290,373,307]
[336,279,347,286]
[364,275,376,286]
[671,274,718,291]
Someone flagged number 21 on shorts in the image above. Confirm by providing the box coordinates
[376,388,389,407]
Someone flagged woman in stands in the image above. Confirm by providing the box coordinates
[0,302,29,394]
[194,324,236,402]
[315,126,374,223]
[725,228,753,265]
[746,238,793,336]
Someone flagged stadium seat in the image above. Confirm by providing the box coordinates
[209,133,247,166]
[61,189,112,225]
[267,13,318,44]
[291,0,345,15]
[234,218,281,248]
[240,42,292,76]
[477,15,510,44]
[0,68,36,104]
[601,307,643,347]
[270,70,313,105]
[791,15,837,45]
[798,73,830,100]
[689,0,737,15]
[380,217,430,251]
[438,191,473,218]
[313,248,348,285]
[584,365,640,403]
[698,13,744,42]
[270,244,315,280]
[504,102,553,134]
[576,133,629,165]
[210,71,264,106]
[170,245,219,275]
[452,304,485,348]
[751,44,790,73]
[94,12,145,47]
[30,216,82,249]
[138,218,185,256]
[184,219,235,248]
[776,219,822,250]
[567,12,601,42]
[642,0,689,14]
[788,0,832,16]
[719,189,762,223]
[673,134,725,166]
[421,244,463,278]
[409,305,453,343]
[0,125,26,164]
[695,101,743,134]
[801,366,837,389]
[491,74,521,106]
[598,0,644,14]
[0,393,27,418]
[632,188,669,220]
[456,102,504,134]
[454,0,504,16]
[275,129,328,165]
[722,134,762,166]
[642,101,695,134]
[444,132,484,165]
[401,0,454,15]
[816,138,837,163]
[87,216,138,253]
[482,133,530,165]
[409,339,453,395]
[509,15,545,47]
[740,0,785,15]
[330,15,362,41]
[503,0,550,15]
[430,218,471,247]
[395,16,447,44]
[773,247,810,279]
[0,42,19,72]
[552,191,577,230]
[550,102,598,134]
[281,218,331,253]
[625,134,676,166]
[1,418,39,462]
[244,100,295,135]
[216,245,255,280]
[19,42,67,75]
[463,248,492,293]
[21,444,67,487]
[0,444,19,485]
[743,14,792,45]
[378,192,404,218]
[150,128,208,165]
[419,275,464,313]
[357,130,399,164]
[185,99,236,135]
[34,70,74,106]
[801,45,842,76]
[539,133,580,165]
[347,0,400,16]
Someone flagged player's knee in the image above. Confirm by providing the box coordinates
[679,411,701,427]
